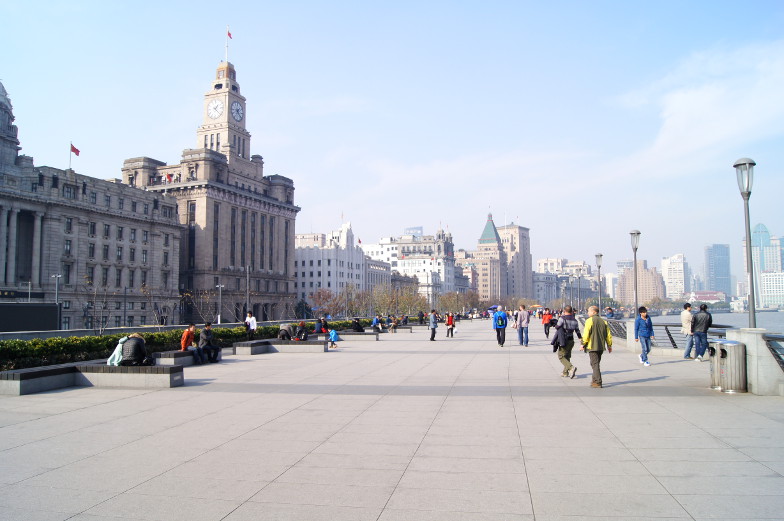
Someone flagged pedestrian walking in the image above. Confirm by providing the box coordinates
[581,305,612,388]
[493,305,508,347]
[680,303,695,359]
[691,303,713,361]
[428,309,438,341]
[445,312,455,338]
[244,312,257,340]
[634,306,654,366]
[552,305,581,378]
[542,307,553,339]
[514,304,530,346]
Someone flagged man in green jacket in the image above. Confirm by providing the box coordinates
[581,306,612,388]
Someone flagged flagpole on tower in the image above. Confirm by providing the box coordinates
[69,142,72,170]
[226,25,231,62]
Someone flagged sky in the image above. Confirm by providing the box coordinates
[2,0,784,288]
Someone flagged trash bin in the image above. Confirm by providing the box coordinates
[708,339,724,390]
[720,340,747,394]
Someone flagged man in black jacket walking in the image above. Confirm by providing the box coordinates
[691,304,713,361]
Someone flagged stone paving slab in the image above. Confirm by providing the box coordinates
[0,320,783,520]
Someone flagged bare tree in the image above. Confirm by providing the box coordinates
[77,276,116,336]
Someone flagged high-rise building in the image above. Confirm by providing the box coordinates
[497,222,533,298]
[616,261,665,306]
[743,224,784,308]
[536,258,567,274]
[660,253,690,300]
[455,214,507,303]
[121,61,300,322]
[705,244,731,299]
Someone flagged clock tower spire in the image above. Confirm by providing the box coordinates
[196,61,251,164]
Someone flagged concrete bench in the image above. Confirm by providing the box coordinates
[234,339,329,355]
[154,347,233,366]
[0,361,184,395]
[315,331,380,341]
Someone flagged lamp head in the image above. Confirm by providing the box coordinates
[595,253,603,269]
[630,230,641,250]
[733,157,755,194]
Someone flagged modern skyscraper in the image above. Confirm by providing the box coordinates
[660,253,690,300]
[704,244,731,299]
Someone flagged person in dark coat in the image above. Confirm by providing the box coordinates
[120,333,153,366]
[199,322,220,363]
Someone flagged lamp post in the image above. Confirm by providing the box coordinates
[630,230,641,317]
[27,280,31,302]
[577,267,582,314]
[569,275,574,308]
[245,266,250,319]
[123,287,127,327]
[595,253,603,315]
[216,284,225,324]
[51,274,62,330]
[734,157,757,328]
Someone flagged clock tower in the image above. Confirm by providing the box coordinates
[196,61,252,166]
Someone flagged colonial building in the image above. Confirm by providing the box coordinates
[497,222,533,299]
[0,81,182,329]
[455,214,508,304]
[616,260,665,306]
[121,61,299,322]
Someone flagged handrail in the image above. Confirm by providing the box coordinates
[762,334,784,371]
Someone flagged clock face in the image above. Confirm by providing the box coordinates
[231,101,244,122]
[207,99,224,119]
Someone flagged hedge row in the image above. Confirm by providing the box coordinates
[0,320,366,371]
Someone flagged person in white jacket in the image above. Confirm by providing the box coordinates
[680,303,695,359]
[245,312,257,340]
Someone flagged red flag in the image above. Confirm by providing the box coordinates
[358,238,362,244]
[70,144,80,156]
[166,173,173,182]
[227,29,232,39]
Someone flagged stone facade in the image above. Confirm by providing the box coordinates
[0,82,182,330]
[497,223,533,299]
[120,62,299,322]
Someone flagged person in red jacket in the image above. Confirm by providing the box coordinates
[445,312,455,338]
[180,323,204,365]
[542,308,554,339]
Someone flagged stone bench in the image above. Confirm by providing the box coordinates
[154,347,234,366]
[0,361,184,395]
[314,331,380,341]
[234,339,329,355]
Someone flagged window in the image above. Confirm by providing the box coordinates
[129,248,135,262]
[127,302,134,310]
[163,252,169,266]
[87,266,95,285]
[62,317,70,330]
[142,231,148,242]
[141,301,146,310]
[164,234,169,246]
[88,243,95,258]
[64,185,76,199]
[131,201,137,212]
[63,300,72,310]
[141,271,147,286]
[118,198,124,210]
[162,206,173,218]
[102,245,109,261]
[127,316,134,327]
[236,278,241,291]
[116,247,123,261]
[140,316,146,326]
[115,301,122,310]
[128,270,134,288]
[143,203,149,215]
[101,267,109,286]
[63,264,72,284]
[65,217,73,233]
[142,250,148,264]
[103,224,110,238]
[89,191,97,204]
[64,240,71,255]
[114,316,122,327]
[130,229,136,241]
[105,194,111,207]
[116,268,122,287]
[116,227,123,240]
[89,222,96,236]
[162,271,169,289]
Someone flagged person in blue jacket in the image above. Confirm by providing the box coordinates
[634,306,655,366]
[493,305,508,347]
[328,327,340,348]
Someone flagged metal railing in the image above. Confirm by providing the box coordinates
[763,334,784,371]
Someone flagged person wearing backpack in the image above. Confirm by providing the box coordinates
[492,305,508,347]
[552,305,581,378]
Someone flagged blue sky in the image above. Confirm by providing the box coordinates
[2,1,784,287]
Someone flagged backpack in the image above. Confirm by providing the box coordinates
[496,314,505,327]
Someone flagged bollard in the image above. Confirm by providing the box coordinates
[720,340,747,394]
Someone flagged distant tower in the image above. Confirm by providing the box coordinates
[704,244,731,297]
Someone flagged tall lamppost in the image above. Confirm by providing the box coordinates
[577,267,582,314]
[569,275,574,308]
[734,157,757,328]
[245,266,250,318]
[630,230,641,317]
[51,274,62,330]
[123,287,128,327]
[216,284,225,324]
[595,253,603,315]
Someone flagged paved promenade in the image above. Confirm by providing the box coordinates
[1,320,783,521]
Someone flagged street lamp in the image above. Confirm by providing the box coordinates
[595,253,603,315]
[569,275,574,308]
[123,287,127,327]
[51,274,62,330]
[577,267,582,314]
[216,284,225,324]
[734,157,757,328]
[630,230,641,317]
